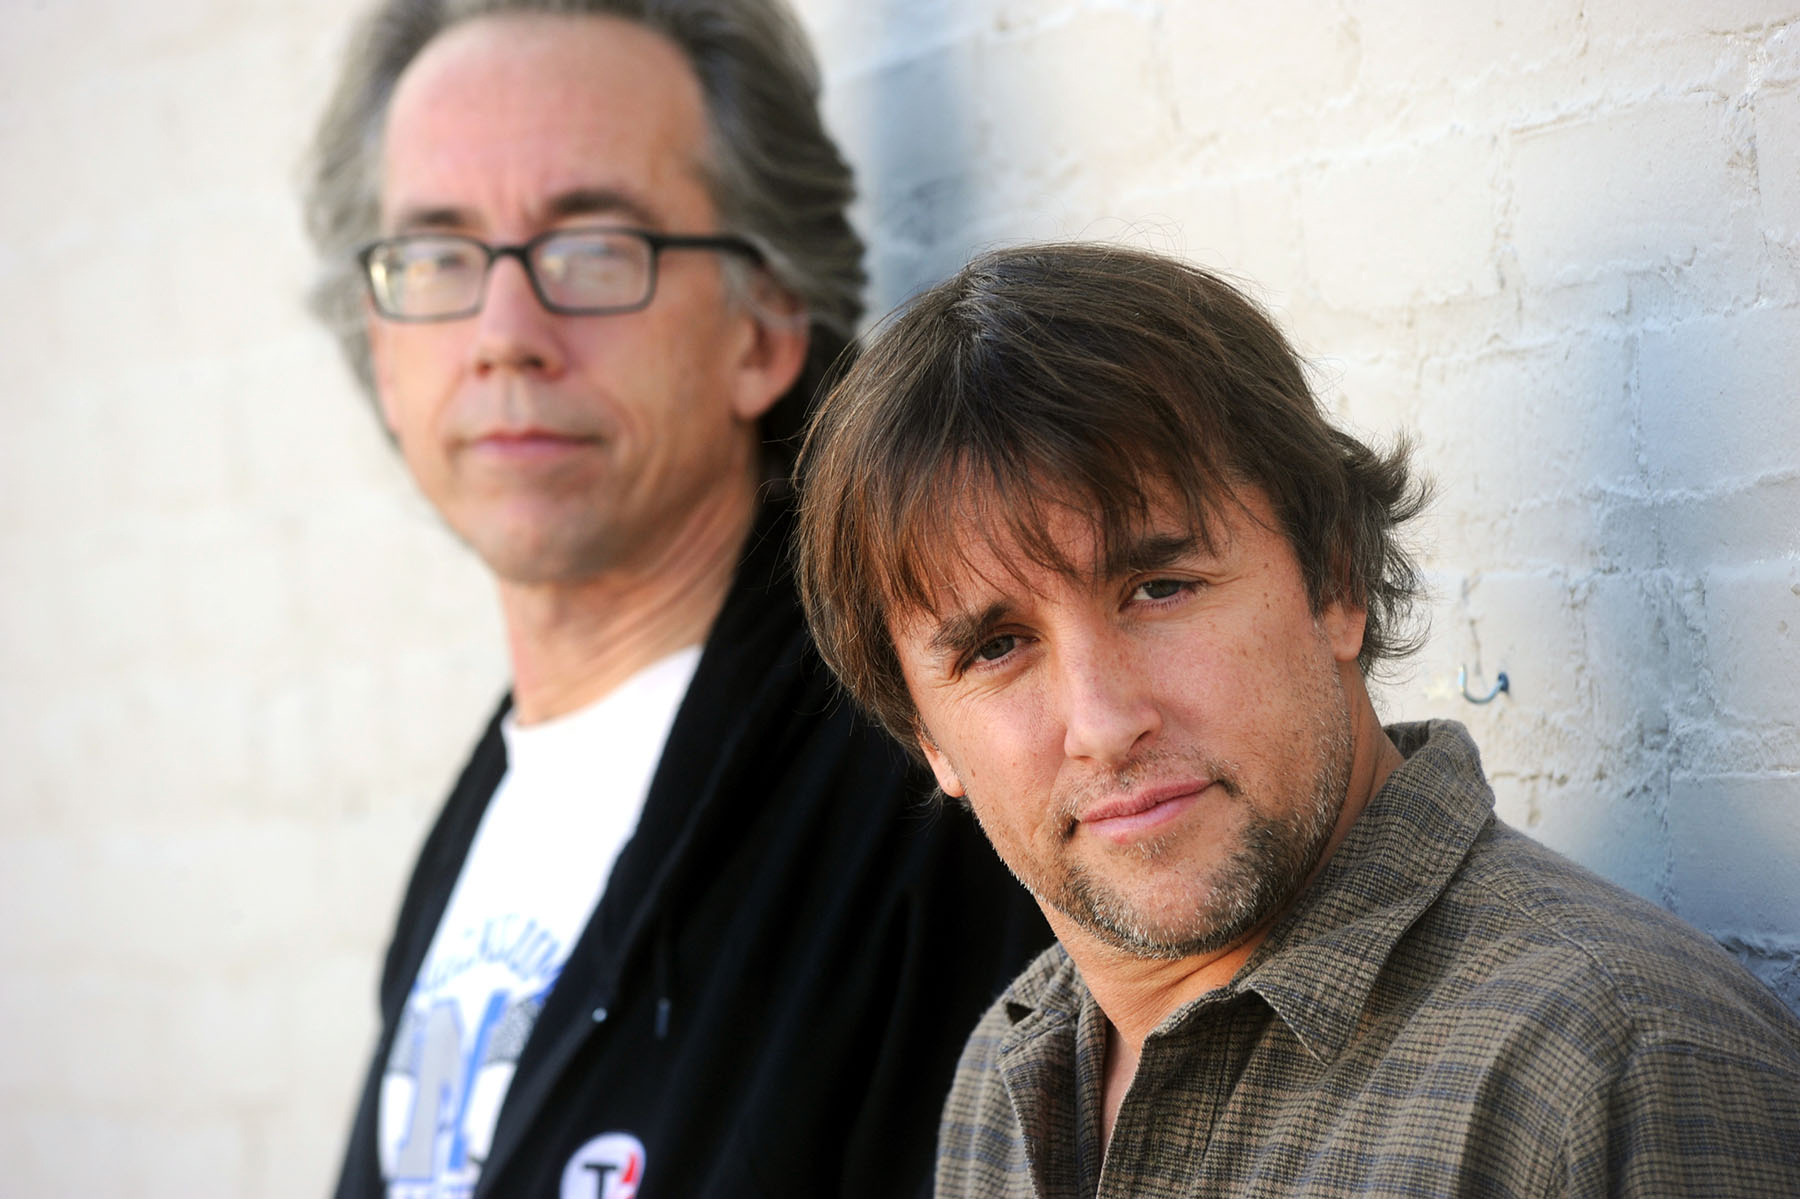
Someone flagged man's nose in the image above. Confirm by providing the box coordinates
[469,255,566,376]
[1057,636,1162,766]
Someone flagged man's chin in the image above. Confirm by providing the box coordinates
[464,529,616,588]
[1075,910,1270,962]
[1045,868,1277,962]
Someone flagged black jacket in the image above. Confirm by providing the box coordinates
[331,505,1051,1198]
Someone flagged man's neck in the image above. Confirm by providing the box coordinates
[498,481,762,726]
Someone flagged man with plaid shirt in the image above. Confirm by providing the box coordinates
[794,241,1800,1197]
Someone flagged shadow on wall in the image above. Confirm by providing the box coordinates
[833,4,985,315]
[1625,306,1800,1004]
[1435,86,1800,1004]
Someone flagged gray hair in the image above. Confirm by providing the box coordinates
[301,0,865,448]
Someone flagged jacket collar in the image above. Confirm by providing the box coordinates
[479,495,813,1196]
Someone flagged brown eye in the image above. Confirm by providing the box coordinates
[972,635,1017,663]
[1136,579,1187,601]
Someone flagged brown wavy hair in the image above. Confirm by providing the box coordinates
[795,242,1429,750]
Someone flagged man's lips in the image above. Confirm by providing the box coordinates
[1074,780,1212,842]
[464,428,597,459]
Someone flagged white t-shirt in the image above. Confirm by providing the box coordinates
[377,646,703,1198]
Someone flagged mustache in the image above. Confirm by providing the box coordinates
[448,379,608,440]
[1049,747,1242,834]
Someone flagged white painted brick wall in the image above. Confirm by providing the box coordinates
[2,1,1796,1194]
[0,3,507,1195]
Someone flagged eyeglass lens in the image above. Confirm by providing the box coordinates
[366,231,655,318]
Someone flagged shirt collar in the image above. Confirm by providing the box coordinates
[999,942,1083,1030]
[1229,720,1495,1063]
[994,721,1495,1065]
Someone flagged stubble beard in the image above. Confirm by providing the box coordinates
[1028,674,1356,962]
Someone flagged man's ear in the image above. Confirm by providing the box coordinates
[1320,597,1368,665]
[1319,550,1368,665]
[916,726,967,799]
[727,276,809,423]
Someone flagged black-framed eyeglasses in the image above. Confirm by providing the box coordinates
[356,226,764,321]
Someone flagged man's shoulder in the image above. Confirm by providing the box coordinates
[1258,777,1800,1194]
[1418,816,1800,1064]
[1354,721,1799,1063]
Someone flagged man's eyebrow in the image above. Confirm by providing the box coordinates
[542,187,663,228]
[383,188,664,237]
[926,601,1011,660]
[1115,530,1205,574]
[385,204,478,234]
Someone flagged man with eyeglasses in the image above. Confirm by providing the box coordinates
[301,3,1047,1197]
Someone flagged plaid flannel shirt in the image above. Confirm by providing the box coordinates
[938,720,1800,1198]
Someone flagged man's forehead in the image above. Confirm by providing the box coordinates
[379,12,716,232]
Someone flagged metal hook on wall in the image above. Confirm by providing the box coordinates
[1458,665,1509,704]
